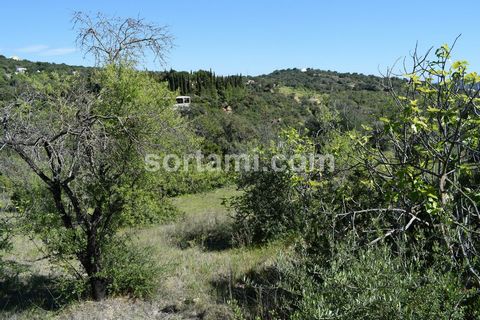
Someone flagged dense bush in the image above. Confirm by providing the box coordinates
[51,237,160,301]
[225,244,480,320]
[229,128,319,244]
[99,237,160,298]
[291,245,479,320]
[228,45,480,319]
[156,166,232,197]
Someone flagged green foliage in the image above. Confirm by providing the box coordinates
[119,192,178,226]
[229,128,319,244]
[0,55,401,161]
[226,46,480,320]
[291,245,478,320]
[256,68,405,92]
[99,237,160,298]
[4,39,480,318]
[0,174,13,273]
[156,69,244,97]
[228,99,345,246]
[0,54,87,75]
[348,45,480,279]
[1,63,201,300]
[47,237,160,301]
[227,244,479,320]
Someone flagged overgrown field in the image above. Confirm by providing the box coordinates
[1,187,287,319]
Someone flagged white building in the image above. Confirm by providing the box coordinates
[15,67,27,74]
[174,96,191,110]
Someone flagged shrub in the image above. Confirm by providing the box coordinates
[226,244,480,320]
[291,245,479,320]
[37,236,160,301]
[120,192,179,226]
[0,174,13,274]
[229,129,318,245]
[99,237,160,299]
[173,212,235,251]
[157,167,232,197]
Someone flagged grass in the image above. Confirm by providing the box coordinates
[172,186,237,215]
[133,186,282,318]
[1,186,284,319]
[277,85,328,104]
[5,235,53,275]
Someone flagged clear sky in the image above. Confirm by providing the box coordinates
[1,0,478,76]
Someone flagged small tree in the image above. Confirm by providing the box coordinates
[355,42,480,283]
[0,13,191,300]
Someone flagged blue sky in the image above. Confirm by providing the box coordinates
[1,0,478,76]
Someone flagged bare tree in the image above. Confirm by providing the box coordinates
[73,11,173,66]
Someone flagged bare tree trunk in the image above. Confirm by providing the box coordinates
[82,221,107,301]
[90,277,107,301]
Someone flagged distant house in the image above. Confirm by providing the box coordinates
[10,56,21,61]
[174,96,191,110]
[15,67,27,74]
[222,105,232,113]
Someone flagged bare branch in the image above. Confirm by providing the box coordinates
[72,11,174,67]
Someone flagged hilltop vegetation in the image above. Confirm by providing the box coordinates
[0,54,87,74]
[0,54,399,156]
[0,55,89,101]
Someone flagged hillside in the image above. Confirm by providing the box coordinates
[0,55,88,74]
[0,55,398,155]
[0,55,88,100]
[254,68,406,92]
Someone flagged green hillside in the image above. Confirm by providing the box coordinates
[0,55,398,154]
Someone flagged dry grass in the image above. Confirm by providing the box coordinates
[133,186,281,318]
[2,187,284,319]
[5,235,53,275]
